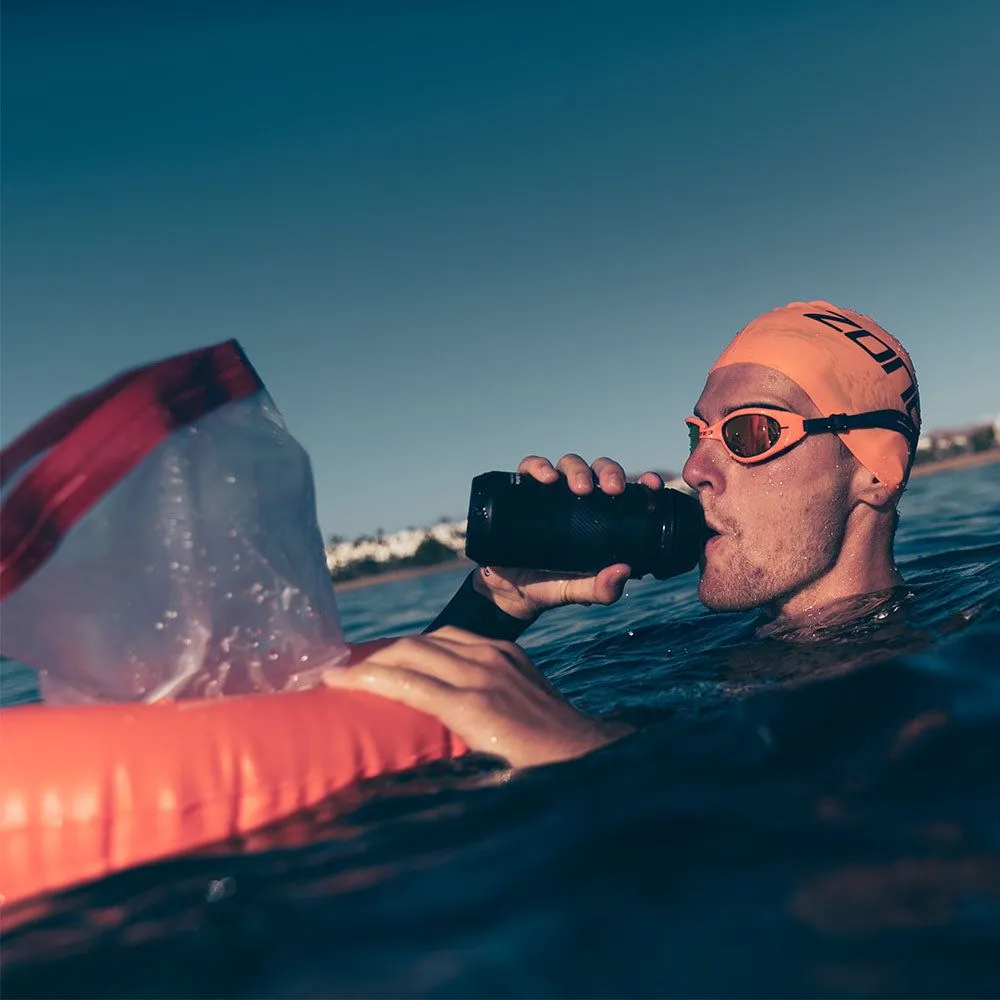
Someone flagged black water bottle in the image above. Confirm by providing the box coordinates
[464,471,707,580]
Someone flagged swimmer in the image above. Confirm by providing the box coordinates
[325,301,921,767]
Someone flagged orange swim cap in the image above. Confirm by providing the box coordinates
[709,301,920,491]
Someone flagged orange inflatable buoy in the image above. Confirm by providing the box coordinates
[0,638,468,910]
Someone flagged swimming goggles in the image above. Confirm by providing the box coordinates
[685,407,919,464]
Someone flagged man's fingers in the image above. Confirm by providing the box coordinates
[358,629,536,686]
[516,455,560,483]
[429,630,568,700]
[515,454,643,497]
[411,628,551,685]
[368,628,558,695]
[356,634,498,687]
[327,664,514,761]
[516,453,638,497]
[369,626,514,656]
[323,663,459,715]
[554,453,595,494]
[591,457,626,495]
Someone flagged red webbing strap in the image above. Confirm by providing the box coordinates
[0,341,263,600]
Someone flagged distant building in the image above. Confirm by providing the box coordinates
[326,520,467,573]
[915,418,998,464]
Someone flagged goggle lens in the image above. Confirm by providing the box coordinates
[721,412,782,458]
[687,422,700,454]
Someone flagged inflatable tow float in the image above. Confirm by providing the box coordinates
[0,342,468,912]
[0,645,467,909]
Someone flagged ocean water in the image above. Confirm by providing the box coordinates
[3,462,1000,997]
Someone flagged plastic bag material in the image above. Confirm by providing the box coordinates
[0,340,350,703]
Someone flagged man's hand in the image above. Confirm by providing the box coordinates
[474,453,665,621]
[323,627,632,768]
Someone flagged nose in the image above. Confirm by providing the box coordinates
[683,439,725,495]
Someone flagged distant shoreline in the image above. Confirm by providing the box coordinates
[333,452,1000,592]
[908,449,1000,478]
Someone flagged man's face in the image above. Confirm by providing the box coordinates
[682,363,858,612]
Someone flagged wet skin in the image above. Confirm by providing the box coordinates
[683,363,901,618]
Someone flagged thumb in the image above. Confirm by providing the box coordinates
[563,564,630,606]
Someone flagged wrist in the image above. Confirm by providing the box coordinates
[424,571,533,642]
[547,717,634,765]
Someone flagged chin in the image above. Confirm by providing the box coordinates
[698,583,757,612]
[698,565,775,613]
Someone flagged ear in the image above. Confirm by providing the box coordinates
[850,466,894,512]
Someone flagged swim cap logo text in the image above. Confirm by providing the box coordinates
[804,311,920,424]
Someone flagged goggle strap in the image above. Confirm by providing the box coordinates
[801,410,919,450]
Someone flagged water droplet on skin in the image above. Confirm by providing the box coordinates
[224,592,234,600]
[168,561,180,570]
[154,621,165,631]
[299,654,310,663]
[267,651,279,661]
[224,475,237,484]
[164,610,178,619]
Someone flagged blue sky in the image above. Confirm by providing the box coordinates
[3,0,998,539]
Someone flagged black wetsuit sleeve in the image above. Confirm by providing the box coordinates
[423,570,533,642]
